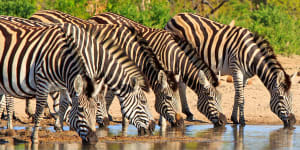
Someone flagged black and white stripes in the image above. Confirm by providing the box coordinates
[89,12,226,127]
[30,10,183,128]
[165,13,295,127]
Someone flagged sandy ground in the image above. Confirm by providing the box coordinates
[5,55,300,126]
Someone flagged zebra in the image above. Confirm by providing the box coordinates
[88,12,226,127]
[0,18,154,143]
[0,14,158,131]
[29,10,184,128]
[164,13,296,127]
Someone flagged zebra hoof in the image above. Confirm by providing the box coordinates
[230,116,239,124]
[283,113,296,129]
[108,114,113,121]
[186,115,194,121]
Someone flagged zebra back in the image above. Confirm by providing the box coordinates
[165,13,295,127]
[89,12,226,127]
[30,10,187,127]
[30,10,178,91]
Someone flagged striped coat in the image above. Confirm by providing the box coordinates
[165,13,295,127]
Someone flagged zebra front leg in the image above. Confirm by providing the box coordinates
[105,89,114,121]
[97,88,110,127]
[31,94,48,143]
[5,95,14,129]
[49,91,61,131]
[25,99,35,120]
[159,115,167,131]
[231,71,246,126]
[56,90,72,131]
[179,80,194,121]
[121,115,129,136]
[0,95,6,119]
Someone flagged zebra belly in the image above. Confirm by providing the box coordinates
[0,62,37,99]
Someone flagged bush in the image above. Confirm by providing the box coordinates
[212,0,300,55]
[0,0,36,18]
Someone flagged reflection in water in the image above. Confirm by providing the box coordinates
[0,125,299,150]
[232,125,244,150]
[269,128,294,150]
[195,126,226,150]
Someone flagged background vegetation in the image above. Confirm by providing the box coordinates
[0,0,299,55]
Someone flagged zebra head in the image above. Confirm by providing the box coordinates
[270,71,296,128]
[155,70,183,127]
[70,74,99,144]
[121,77,155,135]
[196,70,226,127]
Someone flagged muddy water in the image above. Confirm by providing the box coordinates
[1,124,299,150]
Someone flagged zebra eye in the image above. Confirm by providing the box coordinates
[140,99,147,105]
[165,96,172,100]
[78,107,84,112]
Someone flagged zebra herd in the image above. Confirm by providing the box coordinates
[0,10,295,144]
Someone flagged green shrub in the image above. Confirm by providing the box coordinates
[42,0,90,19]
[213,0,300,55]
[0,0,36,18]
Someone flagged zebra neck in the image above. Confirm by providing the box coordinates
[250,51,286,91]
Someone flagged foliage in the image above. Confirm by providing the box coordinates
[211,0,300,55]
[40,0,90,19]
[0,0,36,18]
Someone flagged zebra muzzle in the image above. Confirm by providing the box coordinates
[82,131,98,145]
[98,117,110,127]
[212,113,227,127]
[171,113,184,128]
[283,113,296,129]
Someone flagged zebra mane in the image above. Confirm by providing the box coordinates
[173,37,219,87]
[132,28,178,90]
[61,24,91,85]
[253,33,291,91]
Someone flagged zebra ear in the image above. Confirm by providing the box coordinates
[92,79,105,98]
[198,70,210,88]
[130,77,139,91]
[158,70,168,89]
[290,72,297,83]
[74,75,84,95]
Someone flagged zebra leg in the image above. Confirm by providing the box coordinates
[231,70,246,125]
[179,80,194,121]
[0,95,6,119]
[5,95,14,129]
[159,115,167,131]
[105,89,115,121]
[121,115,129,136]
[43,103,51,119]
[49,91,62,131]
[96,88,110,127]
[25,99,35,120]
[31,94,48,143]
[57,90,72,131]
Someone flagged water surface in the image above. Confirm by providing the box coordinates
[1,124,299,150]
